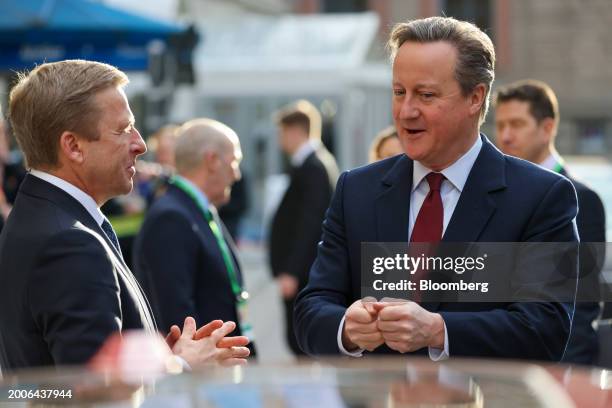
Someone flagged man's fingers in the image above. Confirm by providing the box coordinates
[348,306,377,324]
[210,321,237,343]
[181,316,197,338]
[377,320,403,333]
[218,336,250,348]
[193,320,224,340]
[165,325,181,345]
[378,303,415,321]
[347,320,379,334]
[353,332,383,343]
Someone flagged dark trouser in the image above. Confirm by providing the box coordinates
[284,297,305,356]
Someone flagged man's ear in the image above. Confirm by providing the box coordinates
[58,131,85,164]
[203,150,220,172]
[540,117,556,143]
[468,83,487,116]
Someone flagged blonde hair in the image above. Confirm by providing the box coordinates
[9,60,128,169]
[369,125,400,163]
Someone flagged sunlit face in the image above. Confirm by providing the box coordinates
[392,41,483,171]
[208,135,242,207]
[80,86,146,204]
[495,100,551,163]
[378,136,404,160]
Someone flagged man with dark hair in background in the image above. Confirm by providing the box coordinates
[495,79,605,364]
[269,100,339,355]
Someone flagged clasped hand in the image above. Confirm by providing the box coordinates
[166,317,250,367]
[342,299,445,353]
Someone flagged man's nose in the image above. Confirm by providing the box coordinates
[132,128,147,156]
[398,97,419,119]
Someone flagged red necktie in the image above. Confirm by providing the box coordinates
[411,172,445,243]
[410,172,444,302]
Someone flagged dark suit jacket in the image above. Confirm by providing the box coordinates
[0,174,155,370]
[560,167,605,364]
[269,145,339,288]
[294,136,578,360]
[134,184,246,336]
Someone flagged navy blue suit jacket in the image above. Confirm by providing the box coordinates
[0,175,156,370]
[294,136,578,360]
[560,167,605,364]
[134,184,246,336]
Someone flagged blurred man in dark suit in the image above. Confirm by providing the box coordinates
[269,100,339,355]
[495,79,605,364]
[0,60,249,370]
[134,118,256,356]
[295,17,578,361]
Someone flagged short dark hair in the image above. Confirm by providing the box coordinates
[387,16,496,124]
[494,79,559,126]
[274,100,321,139]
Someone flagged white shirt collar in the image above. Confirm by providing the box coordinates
[412,135,483,193]
[539,152,562,171]
[291,140,318,167]
[29,169,105,226]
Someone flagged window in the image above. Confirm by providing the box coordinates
[439,0,493,37]
[322,0,368,13]
[576,118,608,155]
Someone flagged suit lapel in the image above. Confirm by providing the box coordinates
[21,174,157,332]
[375,156,413,242]
[443,136,506,243]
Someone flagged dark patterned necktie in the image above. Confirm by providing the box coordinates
[101,219,121,254]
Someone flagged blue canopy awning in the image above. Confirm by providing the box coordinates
[0,0,186,71]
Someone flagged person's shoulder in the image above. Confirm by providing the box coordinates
[502,154,568,188]
[347,154,405,179]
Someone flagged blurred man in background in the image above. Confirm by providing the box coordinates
[0,60,249,370]
[269,100,339,355]
[495,79,605,365]
[134,118,256,356]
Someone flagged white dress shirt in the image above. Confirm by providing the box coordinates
[291,140,318,167]
[338,135,483,360]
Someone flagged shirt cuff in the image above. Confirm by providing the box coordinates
[337,315,364,357]
[173,355,192,372]
[428,320,449,361]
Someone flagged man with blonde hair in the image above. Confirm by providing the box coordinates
[0,60,249,370]
[134,118,256,355]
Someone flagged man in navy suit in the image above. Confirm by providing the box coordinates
[495,79,605,364]
[294,17,578,360]
[0,60,249,370]
[134,118,256,355]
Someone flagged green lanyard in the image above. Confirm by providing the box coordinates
[552,162,563,174]
[169,176,246,302]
